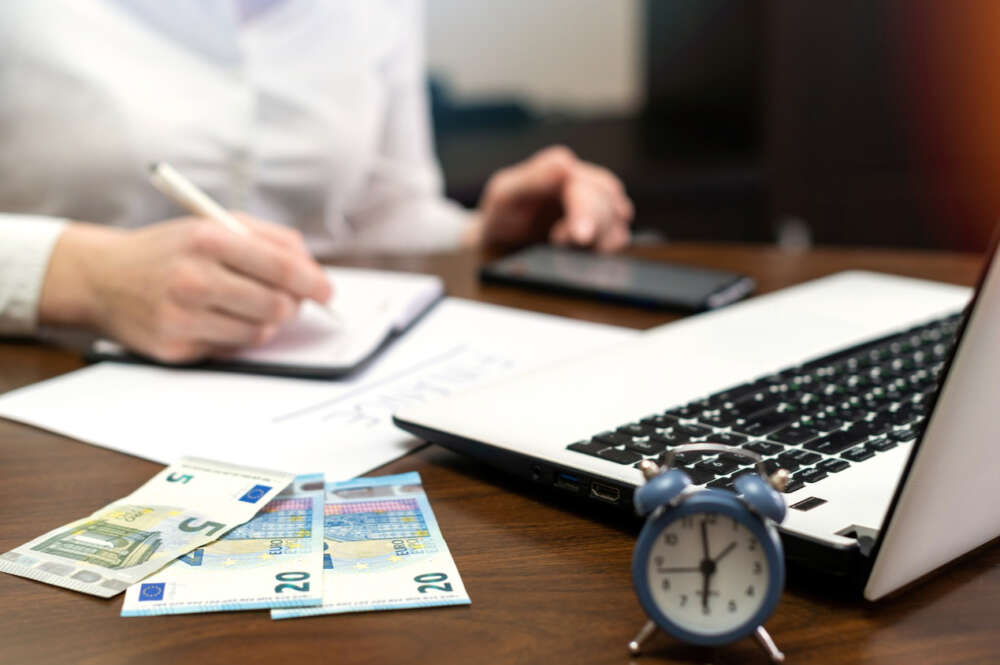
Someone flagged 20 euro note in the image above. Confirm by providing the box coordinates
[121,473,325,615]
[0,457,293,597]
[271,471,469,619]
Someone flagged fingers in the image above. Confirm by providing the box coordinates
[483,145,576,205]
[555,161,633,251]
[169,261,299,325]
[187,222,332,304]
[234,213,313,259]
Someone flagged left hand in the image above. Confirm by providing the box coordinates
[472,146,634,252]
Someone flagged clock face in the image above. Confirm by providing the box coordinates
[646,511,770,636]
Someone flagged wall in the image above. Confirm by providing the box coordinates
[425,0,644,115]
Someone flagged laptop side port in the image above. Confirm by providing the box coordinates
[590,482,621,505]
[553,472,583,494]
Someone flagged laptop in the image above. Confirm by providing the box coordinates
[394,239,1000,601]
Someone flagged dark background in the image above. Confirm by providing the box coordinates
[430,1,997,252]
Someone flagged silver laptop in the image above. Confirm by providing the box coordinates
[394,241,1000,600]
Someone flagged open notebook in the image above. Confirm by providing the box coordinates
[88,267,444,378]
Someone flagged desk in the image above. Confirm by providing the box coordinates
[1,244,997,665]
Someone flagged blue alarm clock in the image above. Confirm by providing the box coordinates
[629,443,790,662]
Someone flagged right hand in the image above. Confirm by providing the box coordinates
[39,216,332,363]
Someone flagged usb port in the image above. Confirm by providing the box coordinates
[590,482,621,505]
[553,473,583,494]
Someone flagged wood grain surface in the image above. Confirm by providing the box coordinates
[1,243,996,665]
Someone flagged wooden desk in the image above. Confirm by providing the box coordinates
[1,244,997,665]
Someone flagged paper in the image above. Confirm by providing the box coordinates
[0,458,292,597]
[121,474,325,616]
[93,266,444,374]
[0,298,636,479]
[273,472,469,619]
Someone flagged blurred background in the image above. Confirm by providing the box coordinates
[426,0,1000,253]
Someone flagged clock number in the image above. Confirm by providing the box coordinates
[680,594,688,607]
[728,600,737,613]
[664,533,678,546]
[704,513,718,525]
[661,578,670,591]
[415,572,453,593]
[274,571,310,593]
[753,561,763,575]
[748,538,757,551]
[681,516,693,528]
[654,555,664,568]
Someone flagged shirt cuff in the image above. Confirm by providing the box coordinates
[0,215,68,336]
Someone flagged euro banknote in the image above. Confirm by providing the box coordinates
[0,457,293,597]
[121,473,325,615]
[272,471,469,619]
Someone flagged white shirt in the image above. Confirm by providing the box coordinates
[0,0,470,335]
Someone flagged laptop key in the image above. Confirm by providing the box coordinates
[778,449,822,466]
[734,405,799,436]
[594,431,637,447]
[743,441,784,456]
[677,466,715,485]
[794,467,828,484]
[770,425,820,445]
[803,429,868,454]
[707,432,748,446]
[707,477,736,491]
[890,428,918,442]
[866,437,898,452]
[597,448,644,465]
[640,414,679,428]
[842,446,875,462]
[626,438,667,456]
[567,440,609,457]
[674,423,713,437]
[695,458,740,476]
[617,422,653,437]
[817,458,850,473]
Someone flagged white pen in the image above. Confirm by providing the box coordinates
[148,162,341,323]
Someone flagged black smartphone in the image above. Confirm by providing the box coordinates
[480,245,754,312]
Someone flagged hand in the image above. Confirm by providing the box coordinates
[39,215,332,363]
[473,145,633,252]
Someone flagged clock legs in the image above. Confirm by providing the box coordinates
[754,626,785,663]
[628,620,658,655]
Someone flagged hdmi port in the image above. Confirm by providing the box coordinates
[590,482,621,505]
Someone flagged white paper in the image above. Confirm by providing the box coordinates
[94,267,444,371]
[0,298,636,480]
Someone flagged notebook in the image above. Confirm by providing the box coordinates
[88,267,444,378]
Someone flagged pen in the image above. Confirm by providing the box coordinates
[148,162,341,323]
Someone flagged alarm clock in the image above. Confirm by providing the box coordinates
[628,443,790,662]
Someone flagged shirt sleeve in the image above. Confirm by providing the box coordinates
[341,0,473,252]
[0,214,67,336]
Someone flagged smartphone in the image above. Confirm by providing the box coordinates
[480,245,755,312]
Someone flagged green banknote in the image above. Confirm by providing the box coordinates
[0,457,293,597]
[272,471,469,619]
[121,474,325,615]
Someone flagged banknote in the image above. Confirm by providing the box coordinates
[272,471,469,619]
[0,457,293,597]
[121,473,325,615]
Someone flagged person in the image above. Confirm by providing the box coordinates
[0,1,632,363]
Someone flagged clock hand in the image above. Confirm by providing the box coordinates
[656,566,701,573]
[700,520,713,612]
[713,541,737,564]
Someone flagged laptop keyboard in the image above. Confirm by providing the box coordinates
[567,312,963,494]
